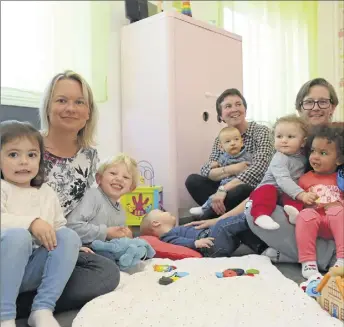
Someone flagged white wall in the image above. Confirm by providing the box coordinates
[96,2,128,160]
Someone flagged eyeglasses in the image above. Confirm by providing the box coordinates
[301,98,332,110]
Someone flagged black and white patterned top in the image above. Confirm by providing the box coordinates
[200,121,274,189]
[43,148,99,216]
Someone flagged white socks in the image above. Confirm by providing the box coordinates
[28,309,60,327]
[334,258,344,267]
[1,320,16,327]
[283,205,299,224]
[255,215,280,230]
[261,247,295,263]
[302,261,319,279]
[189,207,204,216]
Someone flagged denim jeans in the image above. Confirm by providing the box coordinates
[208,213,248,257]
[1,227,81,321]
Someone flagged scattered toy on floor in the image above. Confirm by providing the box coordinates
[153,264,177,272]
[158,271,189,285]
[300,273,323,297]
[216,268,260,278]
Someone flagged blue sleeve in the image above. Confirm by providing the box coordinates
[338,166,344,191]
[160,233,197,249]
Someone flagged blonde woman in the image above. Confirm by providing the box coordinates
[16,71,120,318]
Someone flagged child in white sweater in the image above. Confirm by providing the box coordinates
[0,120,81,327]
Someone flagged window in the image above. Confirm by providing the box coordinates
[223,6,309,125]
[324,299,329,311]
[340,308,344,321]
[1,1,108,107]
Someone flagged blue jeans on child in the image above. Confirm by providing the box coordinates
[205,213,248,257]
[0,227,81,321]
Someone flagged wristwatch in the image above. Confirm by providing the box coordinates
[217,186,227,193]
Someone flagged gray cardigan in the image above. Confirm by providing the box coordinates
[67,187,126,245]
[256,151,306,199]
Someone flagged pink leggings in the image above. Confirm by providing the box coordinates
[296,206,344,262]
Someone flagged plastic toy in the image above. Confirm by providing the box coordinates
[153,264,177,272]
[158,271,189,285]
[120,161,163,226]
[315,266,344,321]
[181,1,192,17]
[300,273,323,297]
[216,268,260,278]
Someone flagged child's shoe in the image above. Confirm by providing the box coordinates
[255,215,280,230]
[334,258,344,267]
[283,205,299,224]
[189,207,204,216]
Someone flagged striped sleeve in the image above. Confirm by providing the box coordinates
[237,125,274,188]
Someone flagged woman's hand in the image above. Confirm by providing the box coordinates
[29,218,57,251]
[211,192,227,215]
[184,218,219,230]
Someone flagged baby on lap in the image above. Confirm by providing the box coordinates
[190,126,251,216]
[141,209,257,257]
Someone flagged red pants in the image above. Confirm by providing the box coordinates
[296,206,344,262]
[250,184,303,222]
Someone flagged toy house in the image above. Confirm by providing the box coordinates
[316,266,344,321]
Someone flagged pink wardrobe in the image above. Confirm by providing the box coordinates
[121,11,243,217]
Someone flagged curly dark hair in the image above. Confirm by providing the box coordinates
[0,120,45,187]
[305,125,344,166]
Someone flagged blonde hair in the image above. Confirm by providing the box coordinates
[273,114,309,137]
[97,153,141,188]
[39,70,98,148]
[219,126,241,138]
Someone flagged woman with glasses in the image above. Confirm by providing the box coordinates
[187,78,342,273]
[246,78,341,271]
[245,78,341,271]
